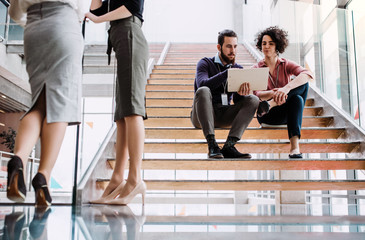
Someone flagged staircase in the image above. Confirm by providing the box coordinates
[79,43,365,204]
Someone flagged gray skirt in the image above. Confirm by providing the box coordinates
[109,16,149,121]
[23,2,83,125]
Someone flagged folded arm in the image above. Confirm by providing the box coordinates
[195,59,228,90]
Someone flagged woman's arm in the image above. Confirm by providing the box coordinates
[8,0,26,26]
[85,5,132,23]
[90,0,103,11]
[273,73,312,105]
[255,90,275,101]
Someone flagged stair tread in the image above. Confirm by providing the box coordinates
[95,179,365,190]
[96,179,365,182]
[107,157,365,161]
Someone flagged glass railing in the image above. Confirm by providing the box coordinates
[242,0,365,130]
[0,0,8,40]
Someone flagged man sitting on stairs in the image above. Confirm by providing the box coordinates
[191,29,259,159]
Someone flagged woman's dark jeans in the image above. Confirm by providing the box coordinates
[257,83,309,139]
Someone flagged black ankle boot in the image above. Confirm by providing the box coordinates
[206,134,223,159]
[7,155,26,202]
[32,173,52,207]
[221,137,252,159]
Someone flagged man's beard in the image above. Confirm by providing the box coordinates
[220,49,235,65]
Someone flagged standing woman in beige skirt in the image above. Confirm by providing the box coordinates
[86,0,148,205]
[7,0,85,206]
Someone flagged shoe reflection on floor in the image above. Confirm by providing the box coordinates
[93,205,145,240]
[3,211,26,240]
[29,207,52,239]
[3,207,51,240]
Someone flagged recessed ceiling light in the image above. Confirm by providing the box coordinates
[1,95,6,99]
[0,109,4,113]
[0,123,5,126]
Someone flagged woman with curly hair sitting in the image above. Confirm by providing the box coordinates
[253,26,314,158]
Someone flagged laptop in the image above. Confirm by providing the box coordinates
[227,67,269,92]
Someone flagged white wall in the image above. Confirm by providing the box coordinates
[143,0,234,43]
[241,0,271,44]
[85,0,236,44]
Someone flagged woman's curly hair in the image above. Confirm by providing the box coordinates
[255,26,289,54]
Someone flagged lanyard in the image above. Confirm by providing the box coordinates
[269,64,280,88]
[217,64,229,94]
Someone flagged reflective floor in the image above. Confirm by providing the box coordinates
[1,203,365,240]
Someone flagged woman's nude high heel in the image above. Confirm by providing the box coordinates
[90,180,126,204]
[107,181,146,205]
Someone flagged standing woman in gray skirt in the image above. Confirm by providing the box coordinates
[86,0,148,205]
[7,0,85,206]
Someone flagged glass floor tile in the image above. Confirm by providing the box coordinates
[1,203,365,239]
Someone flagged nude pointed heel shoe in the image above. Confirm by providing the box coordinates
[90,180,127,204]
[107,181,146,205]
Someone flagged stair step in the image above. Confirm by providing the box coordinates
[133,233,364,240]
[146,85,193,91]
[106,158,365,171]
[150,73,195,79]
[145,116,333,128]
[147,79,194,84]
[145,98,315,107]
[146,106,323,117]
[164,57,255,62]
[152,69,196,74]
[155,64,197,69]
[146,91,194,98]
[146,92,315,104]
[143,215,365,225]
[142,141,359,154]
[96,179,365,191]
[144,127,345,139]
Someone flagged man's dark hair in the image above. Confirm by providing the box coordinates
[255,26,289,54]
[218,29,237,46]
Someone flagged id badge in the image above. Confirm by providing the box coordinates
[221,94,228,105]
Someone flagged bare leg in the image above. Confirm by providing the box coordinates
[100,119,129,198]
[14,91,46,168]
[289,136,300,155]
[37,118,67,183]
[117,115,144,198]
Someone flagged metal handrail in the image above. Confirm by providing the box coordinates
[0,0,9,7]
[157,41,170,65]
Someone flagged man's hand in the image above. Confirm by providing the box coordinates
[85,12,103,23]
[237,82,251,96]
[273,87,290,105]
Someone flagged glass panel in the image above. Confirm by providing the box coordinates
[80,97,113,176]
[0,3,6,40]
[7,19,23,41]
[348,0,365,127]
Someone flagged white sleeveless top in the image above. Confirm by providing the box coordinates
[9,0,88,26]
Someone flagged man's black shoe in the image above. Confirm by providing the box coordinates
[206,134,223,159]
[208,145,223,159]
[221,146,251,159]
